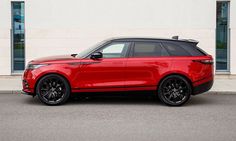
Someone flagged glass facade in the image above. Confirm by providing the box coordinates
[216,1,229,71]
[12,2,25,71]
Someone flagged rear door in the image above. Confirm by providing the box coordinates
[125,41,172,89]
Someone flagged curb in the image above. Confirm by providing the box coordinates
[207,91,236,95]
[0,90,22,94]
[0,90,236,95]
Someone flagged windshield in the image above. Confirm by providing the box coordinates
[76,40,108,58]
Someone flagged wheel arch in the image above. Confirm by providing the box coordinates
[157,72,193,94]
[34,72,71,95]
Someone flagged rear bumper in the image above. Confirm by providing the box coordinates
[192,80,213,95]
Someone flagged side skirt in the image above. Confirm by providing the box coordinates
[71,86,157,93]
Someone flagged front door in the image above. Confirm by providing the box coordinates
[76,42,130,89]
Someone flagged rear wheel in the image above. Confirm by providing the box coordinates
[36,74,70,105]
[158,75,191,106]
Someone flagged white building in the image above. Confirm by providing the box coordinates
[0,0,235,75]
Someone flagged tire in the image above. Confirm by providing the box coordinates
[158,75,191,106]
[36,74,70,105]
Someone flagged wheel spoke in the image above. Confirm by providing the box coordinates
[168,94,172,100]
[43,90,51,98]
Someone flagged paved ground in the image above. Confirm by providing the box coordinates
[0,93,236,141]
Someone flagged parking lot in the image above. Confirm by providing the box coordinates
[0,93,236,141]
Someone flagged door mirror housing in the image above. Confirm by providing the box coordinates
[91,52,103,59]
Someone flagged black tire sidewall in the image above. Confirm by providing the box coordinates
[36,74,70,105]
[158,75,191,106]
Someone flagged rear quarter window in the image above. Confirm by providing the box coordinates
[163,42,207,56]
[178,42,207,56]
[162,42,191,56]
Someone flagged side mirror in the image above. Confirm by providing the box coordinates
[91,52,103,59]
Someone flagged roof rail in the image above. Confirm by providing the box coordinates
[172,36,179,40]
[181,39,199,43]
[172,36,199,44]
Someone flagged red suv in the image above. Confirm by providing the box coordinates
[22,37,213,106]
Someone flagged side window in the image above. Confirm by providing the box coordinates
[99,42,129,58]
[163,42,191,56]
[133,42,168,57]
[178,43,207,56]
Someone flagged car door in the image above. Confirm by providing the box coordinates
[125,41,172,89]
[76,42,131,89]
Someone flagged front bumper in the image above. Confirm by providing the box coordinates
[22,69,37,94]
[21,90,34,96]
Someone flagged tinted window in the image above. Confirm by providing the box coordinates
[163,42,191,56]
[98,42,130,58]
[133,42,169,57]
[178,42,207,56]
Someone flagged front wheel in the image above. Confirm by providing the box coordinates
[36,74,70,105]
[158,75,192,106]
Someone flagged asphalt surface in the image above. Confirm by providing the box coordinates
[0,93,236,141]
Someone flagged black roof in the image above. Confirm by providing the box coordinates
[109,37,199,45]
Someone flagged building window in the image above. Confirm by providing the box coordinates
[12,2,25,72]
[216,1,230,71]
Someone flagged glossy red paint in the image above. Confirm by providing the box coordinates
[22,54,213,94]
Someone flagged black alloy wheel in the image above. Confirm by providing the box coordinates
[36,74,70,105]
[158,75,192,106]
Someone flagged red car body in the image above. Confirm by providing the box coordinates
[23,53,213,94]
[22,37,214,105]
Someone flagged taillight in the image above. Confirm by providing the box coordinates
[192,59,213,64]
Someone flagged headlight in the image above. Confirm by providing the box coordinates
[26,64,48,70]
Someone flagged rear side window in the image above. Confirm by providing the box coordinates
[162,42,191,56]
[133,42,169,57]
